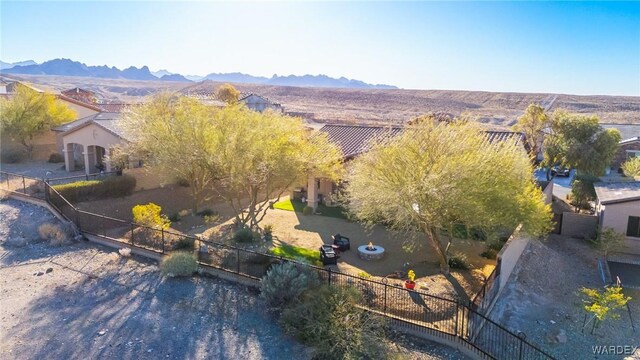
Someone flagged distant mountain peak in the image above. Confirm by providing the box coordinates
[1,58,398,89]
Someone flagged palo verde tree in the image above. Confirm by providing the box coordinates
[513,103,550,161]
[0,85,76,159]
[115,93,218,212]
[345,120,552,273]
[543,110,621,180]
[206,105,343,230]
[215,83,240,104]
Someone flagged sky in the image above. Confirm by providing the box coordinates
[1,1,639,96]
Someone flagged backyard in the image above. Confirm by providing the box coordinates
[70,186,496,300]
[0,198,471,360]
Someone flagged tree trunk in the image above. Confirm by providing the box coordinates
[426,226,450,274]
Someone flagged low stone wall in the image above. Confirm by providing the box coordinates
[497,226,531,291]
[560,212,598,239]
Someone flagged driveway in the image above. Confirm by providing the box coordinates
[534,168,575,200]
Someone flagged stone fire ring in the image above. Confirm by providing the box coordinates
[357,245,385,261]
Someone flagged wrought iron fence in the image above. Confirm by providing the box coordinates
[4,172,556,360]
[0,171,47,199]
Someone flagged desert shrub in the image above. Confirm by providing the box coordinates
[173,237,195,251]
[0,188,9,201]
[448,252,470,270]
[302,206,313,216]
[622,157,640,178]
[161,252,198,277]
[571,174,599,210]
[132,202,170,229]
[233,228,255,243]
[168,212,182,222]
[487,241,504,251]
[196,208,216,217]
[118,248,132,257]
[263,223,274,241]
[52,175,136,204]
[176,177,190,187]
[38,223,71,246]
[260,261,320,309]
[203,214,220,224]
[0,150,24,164]
[480,248,498,260]
[280,285,389,359]
[469,227,487,241]
[357,271,372,279]
[48,152,64,163]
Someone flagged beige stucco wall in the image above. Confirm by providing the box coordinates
[124,167,174,192]
[62,124,122,152]
[62,101,100,120]
[601,200,640,254]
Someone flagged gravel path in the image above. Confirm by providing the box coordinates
[0,198,470,360]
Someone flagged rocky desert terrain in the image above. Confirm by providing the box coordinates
[5,74,640,129]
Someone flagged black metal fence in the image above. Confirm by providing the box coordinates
[3,171,555,360]
[0,171,47,199]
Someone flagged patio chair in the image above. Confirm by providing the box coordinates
[332,233,351,251]
[320,244,338,265]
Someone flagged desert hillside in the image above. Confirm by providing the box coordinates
[6,74,640,129]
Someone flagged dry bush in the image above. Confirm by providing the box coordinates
[161,252,198,277]
[0,188,9,201]
[38,223,71,246]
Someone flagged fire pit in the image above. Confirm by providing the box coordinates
[357,242,385,261]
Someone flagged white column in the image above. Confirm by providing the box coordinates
[307,175,318,210]
[83,150,91,175]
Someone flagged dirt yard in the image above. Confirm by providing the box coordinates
[74,186,494,300]
[490,235,640,360]
[0,198,471,360]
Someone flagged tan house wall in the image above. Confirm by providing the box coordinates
[124,168,173,192]
[62,124,122,152]
[600,200,640,255]
[63,101,99,121]
[1,131,59,161]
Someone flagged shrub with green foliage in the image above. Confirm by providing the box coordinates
[481,248,498,260]
[622,157,640,178]
[132,202,170,229]
[161,252,198,277]
[52,175,136,204]
[302,206,313,216]
[448,252,470,270]
[280,285,389,359]
[487,241,504,251]
[260,262,320,309]
[173,237,195,251]
[269,244,322,266]
[48,152,65,163]
[233,228,255,243]
[570,173,599,210]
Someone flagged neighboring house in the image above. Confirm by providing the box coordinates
[612,137,640,172]
[53,112,125,174]
[594,181,640,255]
[239,93,283,113]
[0,79,101,161]
[61,87,98,104]
[303,124,528,209]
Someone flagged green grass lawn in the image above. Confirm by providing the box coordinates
[272,199,348,220]
[269,243,322,266]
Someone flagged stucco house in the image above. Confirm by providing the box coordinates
[303,124,529,210]
[0,79,102,161]
[595,181,640,255]
[239,93,283,113]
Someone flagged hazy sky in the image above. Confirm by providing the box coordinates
[2,1,639,95]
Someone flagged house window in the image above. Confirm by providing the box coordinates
[627,150,640,159]
[627,216,640,237]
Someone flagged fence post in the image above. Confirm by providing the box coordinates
[383,281,388,315]
[236,248,241,274]
[22,176,26,194]
[327,268,332,286]
[454,301,459,337]
[517,332,526,360]
[75,209,80,231]
[102,215,106,237]
[130,223,135,245]
[161,229,165,254]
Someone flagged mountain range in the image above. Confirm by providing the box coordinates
[1,58,397,89]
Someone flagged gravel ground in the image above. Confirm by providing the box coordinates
[490,235,640,360]
[0,160,82,179]
[0,198,470,360]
